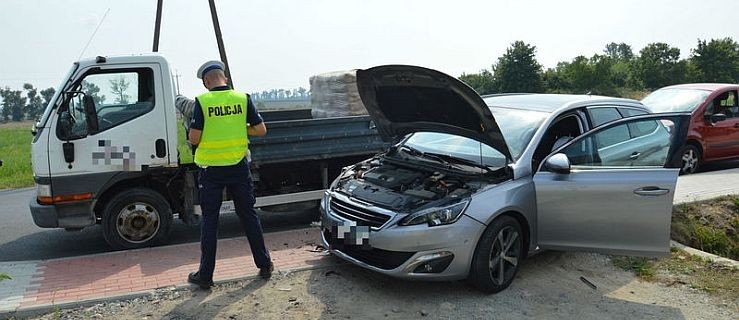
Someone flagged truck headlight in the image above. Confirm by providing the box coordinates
[36,183,52,198]
[399,200,470,227]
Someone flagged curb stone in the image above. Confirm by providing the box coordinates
[670,240,739,270]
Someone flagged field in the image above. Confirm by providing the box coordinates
[0,121,35,189]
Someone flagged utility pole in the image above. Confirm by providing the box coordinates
[152,0,163,52]
[208,0,234,88]
[174,69,181,95]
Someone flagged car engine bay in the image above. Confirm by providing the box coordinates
[331,156,507,212]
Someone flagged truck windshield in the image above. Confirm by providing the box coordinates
[642,88,711,113]
[36,64,77,129]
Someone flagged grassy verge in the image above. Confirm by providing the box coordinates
[0,122,35,189]
[613,249,738,302]
[672,196,739,260]
[0,272,10,282]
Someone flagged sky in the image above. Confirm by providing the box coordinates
[1,0,737,98]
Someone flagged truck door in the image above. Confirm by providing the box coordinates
[51,64,169,177]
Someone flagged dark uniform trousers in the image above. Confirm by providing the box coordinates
[197,158,271,281]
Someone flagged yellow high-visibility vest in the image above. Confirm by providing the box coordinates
[194,90,249,166]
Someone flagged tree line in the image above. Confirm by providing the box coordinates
[0,84,55,122]
[459,37,739,98]
[250,87,310,101]
[3,38,737,122]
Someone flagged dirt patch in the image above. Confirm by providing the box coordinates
[26,252,736,320]
[672,196,739,259]
[613,249,738,304]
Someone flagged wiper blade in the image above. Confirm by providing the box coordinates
[397,145,451,167]
[423,152,494,172]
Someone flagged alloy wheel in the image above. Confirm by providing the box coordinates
[489,226,521,285]
[681,149,699,174]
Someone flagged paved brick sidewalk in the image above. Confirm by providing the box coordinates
[0,227,331,313]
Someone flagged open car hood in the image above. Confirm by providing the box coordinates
[356,65,512,161]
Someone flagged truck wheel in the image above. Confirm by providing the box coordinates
[468,215,523,293]
[102,188,172,250]
[675,144,700,175]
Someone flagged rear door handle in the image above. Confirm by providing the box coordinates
[633,186,670,196]
[629,152,641,160]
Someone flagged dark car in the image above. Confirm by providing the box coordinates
[642,83,739,174]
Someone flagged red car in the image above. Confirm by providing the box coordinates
[642,83,739,174]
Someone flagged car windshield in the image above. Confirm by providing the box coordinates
[402,133,507,169]
[641,88,711,113]
[400,108,548,168]
[491,107,550,160]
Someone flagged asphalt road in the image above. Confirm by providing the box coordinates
[1,159,737,262]
[0,187,318,261]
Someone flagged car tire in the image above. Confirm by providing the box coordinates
[102,188,173,250]
[468,215,523,293]
[675,144,701,175]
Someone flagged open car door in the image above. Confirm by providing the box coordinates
[534,113,690,256]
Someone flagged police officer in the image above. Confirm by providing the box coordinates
[187,60,273,289]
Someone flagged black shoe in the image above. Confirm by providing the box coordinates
[188,271,213,289]
[259,264,274,279]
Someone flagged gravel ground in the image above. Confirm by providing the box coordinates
[23,251,737,320]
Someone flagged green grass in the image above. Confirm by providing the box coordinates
[671,197,739,260]
[613,249,738,302]
[612,256,657,279]
[0,272,11,282]
[0,123,34,189]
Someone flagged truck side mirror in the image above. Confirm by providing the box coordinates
[82,95,100,134]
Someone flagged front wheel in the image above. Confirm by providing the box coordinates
[102,188,173,250]
[675,144,701,175]
[468,215,523,293]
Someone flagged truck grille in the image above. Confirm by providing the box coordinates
[329,198,391,228]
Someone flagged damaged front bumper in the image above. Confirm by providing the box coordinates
[320,194,486,280]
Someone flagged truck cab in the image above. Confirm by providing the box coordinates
[29,53,388,249]
[31,54,181,246]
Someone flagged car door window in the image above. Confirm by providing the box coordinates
[588,107,622,127]
[559,118,675,168]
[720,91,737,118]
[532,114,584,167]
[618,107,648,117]
[57,68,155,140]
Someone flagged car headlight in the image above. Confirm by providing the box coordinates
[320,191,330,213]
[399,200,470,227]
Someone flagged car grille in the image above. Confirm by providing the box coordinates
[329,198,391,228]
[324,229,414,270]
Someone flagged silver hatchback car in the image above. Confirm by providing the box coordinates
[320,65,689,293]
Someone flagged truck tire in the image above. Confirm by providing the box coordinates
[102,188,173,250]
[468,215,523,293]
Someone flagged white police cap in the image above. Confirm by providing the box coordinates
[197,60,225,79]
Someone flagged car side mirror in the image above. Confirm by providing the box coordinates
[709,113,727,123]
[545,153,571,174]
[82,95,99,134]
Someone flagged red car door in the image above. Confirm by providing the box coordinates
[700,90,739,160]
